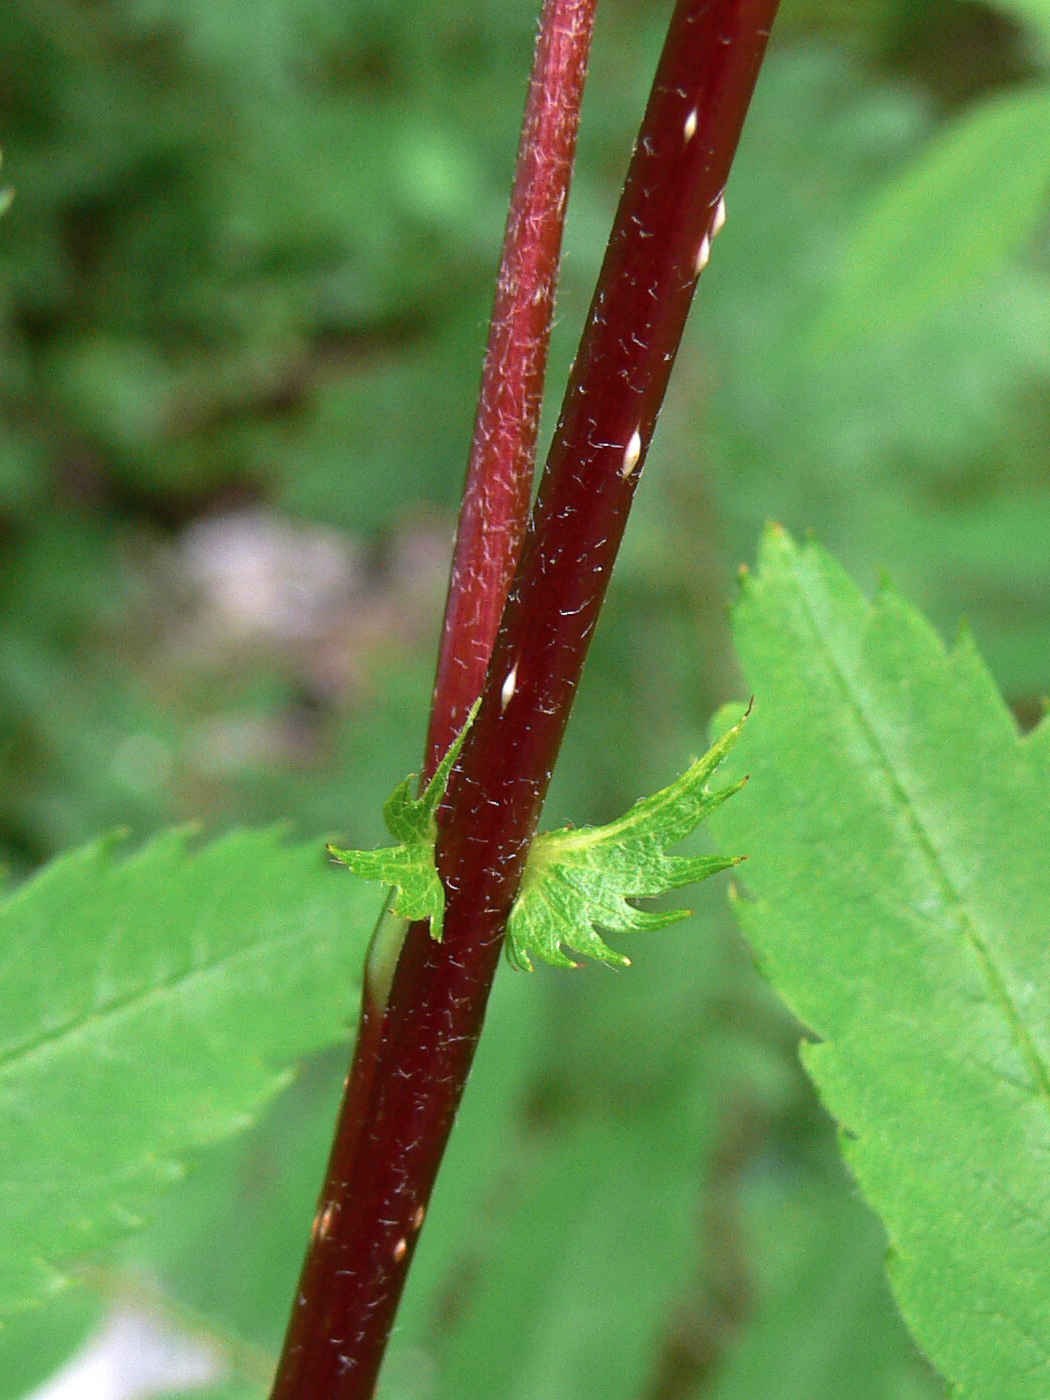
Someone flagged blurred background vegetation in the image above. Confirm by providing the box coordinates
[0,0,1047,1395]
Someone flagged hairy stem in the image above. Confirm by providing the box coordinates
[425,0,598,775]
[271,1,779,1395]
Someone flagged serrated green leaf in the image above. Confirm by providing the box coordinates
[815,84,1050,343]
[0,827,379,1318]
[137,959,543,1382]
[328,703,476,941]
[506,723,746,970]
[131,1047,348,1358]
[711,526,1050,1399]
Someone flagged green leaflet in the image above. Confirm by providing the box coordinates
[506,720,746,970]
[0,827,379,1318]
[328,702,477,943]
[711,526,1050,1400]
[332,706,744,970]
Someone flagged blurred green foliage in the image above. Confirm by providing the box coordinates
[0,0,1047,1394]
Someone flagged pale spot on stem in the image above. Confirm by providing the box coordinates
[694,234,711,276]
[393,1237,408,1263]
[501,663,518,711]
[683,108,698,142]
[313,1201,338,1242]
[621,429,643,477]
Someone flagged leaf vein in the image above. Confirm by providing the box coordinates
[793,581,1050,1117]
[0,919,339,1086]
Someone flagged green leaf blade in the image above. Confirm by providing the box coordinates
[329,702,479,942]
[507,726,745,971]
[0,828,378,1317]
[328,839,440,932]
[712,527,1050,1399]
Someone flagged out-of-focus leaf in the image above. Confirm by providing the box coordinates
[680,49,1050,710]
[156,1386,262,1400]
[416,896,791,1399]
[706,1175,943,1400]
[380,964,544,1384]
[987,0,1050,49]
[712,527,1050,1398]
[434,1102,708,1400]
[899,492,1050,697]
[0,1289,102,1400]
[815,84,1050,342]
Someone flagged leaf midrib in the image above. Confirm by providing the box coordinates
[0,912,345,1087]
[552,762,703,854]
[790,577,1050,1115]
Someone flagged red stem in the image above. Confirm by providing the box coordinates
[425,0,597,776]
[270,1,778,1395]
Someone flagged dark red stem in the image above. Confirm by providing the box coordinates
[270,2,778,1396]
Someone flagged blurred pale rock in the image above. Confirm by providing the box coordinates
[179,509,362,644]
